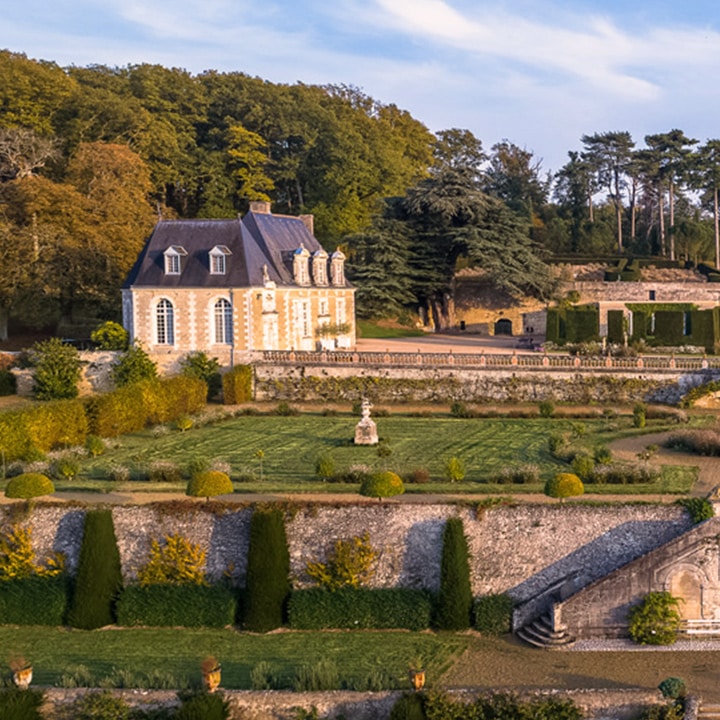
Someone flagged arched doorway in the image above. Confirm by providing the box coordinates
[494,318,513,336]
[668,569,703,619]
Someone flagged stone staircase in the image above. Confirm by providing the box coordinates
[516,613,575,648]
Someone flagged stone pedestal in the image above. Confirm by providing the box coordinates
[354,398,379,445]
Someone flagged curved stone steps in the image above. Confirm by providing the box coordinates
[516,613,576,649]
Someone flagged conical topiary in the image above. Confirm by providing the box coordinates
[244,508,290,632]
[435,517,473,630]
[67,509,123,629]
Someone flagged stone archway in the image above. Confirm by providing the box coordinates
[668,568,704,619]
[494,318,513,336]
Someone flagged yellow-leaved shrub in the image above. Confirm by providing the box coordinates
[306,532,378,590]
[0,524,65,580]
[136,534,207,586]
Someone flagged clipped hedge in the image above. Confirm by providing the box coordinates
[288,587,433,630]
[86,376,206,438]
[116,584,236,628]
[0,575,69,625]
[67,510,123,630]
[223,364,253,404]
[187,470,233,499]
[0,400,87,461]
[5,473,55,499]
[473,593,513,635]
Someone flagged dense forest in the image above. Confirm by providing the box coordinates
[1,50,719,336]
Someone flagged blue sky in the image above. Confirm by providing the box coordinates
[4,0,720,173]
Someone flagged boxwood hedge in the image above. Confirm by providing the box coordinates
[288,587,433,630]
[116,584,237,628]
[0,575,69,625]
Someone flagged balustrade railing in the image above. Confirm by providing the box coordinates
[258,350,720,372]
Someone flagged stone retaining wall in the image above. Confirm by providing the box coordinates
[6,502,692,624]
[253,361,720,405]
[40,687,667,720]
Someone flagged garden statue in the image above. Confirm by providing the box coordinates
[354,398,378,445]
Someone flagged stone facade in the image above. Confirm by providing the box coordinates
[124,285,355,362]
[122,205,356,366]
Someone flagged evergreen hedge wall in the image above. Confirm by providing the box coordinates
[652,311,685,346]
[607,310,624,344]
[116,584,236,628]
[288,588,433,630]
[0,576,68,625]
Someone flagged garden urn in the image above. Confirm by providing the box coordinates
[201,657,221,693]
[409,668,425,691]
[12,665,33,690]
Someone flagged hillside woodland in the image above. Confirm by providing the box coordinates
[1,51,720,335]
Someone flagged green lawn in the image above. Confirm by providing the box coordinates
[0,626,467,690]
[357,319,425,338]
[31,412,700,496]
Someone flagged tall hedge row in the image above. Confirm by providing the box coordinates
[85,376,207,438]
[288,588,433,630]
[116,584,236,627]
[607,310,624,344]
[67,510,123,629]
[222,364,253,404]
[0,400,88,461]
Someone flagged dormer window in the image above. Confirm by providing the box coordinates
[164,245,187,275]
[330,248,346,287]
[312,249,329,286]
[293,244,311,286]
[209,245,232,275]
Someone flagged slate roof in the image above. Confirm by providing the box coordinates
[123,211,326,289]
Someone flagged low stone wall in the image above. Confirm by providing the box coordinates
[40,687,667,720]
[7,502,692,627]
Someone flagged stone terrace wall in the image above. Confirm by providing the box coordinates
[253,359,720,405]
[7,503,691,623]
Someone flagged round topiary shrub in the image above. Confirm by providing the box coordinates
[5,473,55,499]
[187,470,233,500]
[360,471,405,501]
[91,321,129,351]
[544,472,584,501]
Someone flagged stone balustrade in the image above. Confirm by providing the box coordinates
[259,350,717,373]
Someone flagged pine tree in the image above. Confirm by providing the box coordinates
[435,517,472,630]
[67,509,123,629]
[244,508,290,632]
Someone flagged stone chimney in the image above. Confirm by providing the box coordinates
[249,201,271,214]
[299,214,314,235]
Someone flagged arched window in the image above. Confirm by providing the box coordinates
[156,299,174,345]
[214,298,232,344]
